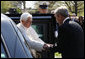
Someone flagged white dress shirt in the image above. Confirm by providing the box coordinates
[17,23,45,52]
[63,17,70,23]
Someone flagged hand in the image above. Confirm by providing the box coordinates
[43,44,53,51]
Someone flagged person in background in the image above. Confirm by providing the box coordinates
[17,12,53,58]
[78,16,84,30]
[54,6,84,58]
[70,13,77,20]
[36,2,49,14]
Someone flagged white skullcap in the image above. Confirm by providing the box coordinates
[20,12,32,21]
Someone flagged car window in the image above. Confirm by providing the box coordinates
[1,42,7,58]
[31,24,48,42]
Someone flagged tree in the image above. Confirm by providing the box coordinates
[1,1,13,13]
[48,1,56,13]
[64,1,84,16]
[22,1,26,9]
[1,1,22,14]
[34,1,66,13]
[74,1,77,16]
[11,1,22,9]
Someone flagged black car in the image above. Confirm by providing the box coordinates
[1,13,33,58]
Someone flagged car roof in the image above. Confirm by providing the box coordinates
[1,13,12,25]
[1,13,11,21]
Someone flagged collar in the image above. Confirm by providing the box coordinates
[63,17,70,23]
[21,23,28,31]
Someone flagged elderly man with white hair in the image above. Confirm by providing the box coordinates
[54,6,84,58]
[17,12,53,58]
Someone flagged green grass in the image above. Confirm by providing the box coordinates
[54,52,62,58]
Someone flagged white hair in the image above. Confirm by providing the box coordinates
[20,12,32,21]
[54,6,69,17]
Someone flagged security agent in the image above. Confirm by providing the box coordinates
[36,2,48,14]
[8,8,19,14]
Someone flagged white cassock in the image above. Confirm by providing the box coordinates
[17,23,45,52]
[27,26,45,44]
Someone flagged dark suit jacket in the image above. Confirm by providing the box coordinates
[56,18,84,58]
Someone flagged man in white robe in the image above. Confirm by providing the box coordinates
[17,12,53,58]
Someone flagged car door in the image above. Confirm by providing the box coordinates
[1,37,9,58]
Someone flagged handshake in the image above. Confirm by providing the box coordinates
[42,43,54,51]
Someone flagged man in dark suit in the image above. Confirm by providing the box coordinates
[54,6,84,58]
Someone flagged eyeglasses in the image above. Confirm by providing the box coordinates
[26,21,32,24]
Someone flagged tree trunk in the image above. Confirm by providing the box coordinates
[74,1,77,16]
[22,1,26,9]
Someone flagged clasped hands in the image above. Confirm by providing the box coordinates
[43,43,53,51]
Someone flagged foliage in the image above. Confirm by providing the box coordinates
[1,1,84,16]
[1,1,13,13]
[1,1,22,14]
[16,8,22,14]
[64,1,84,16]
